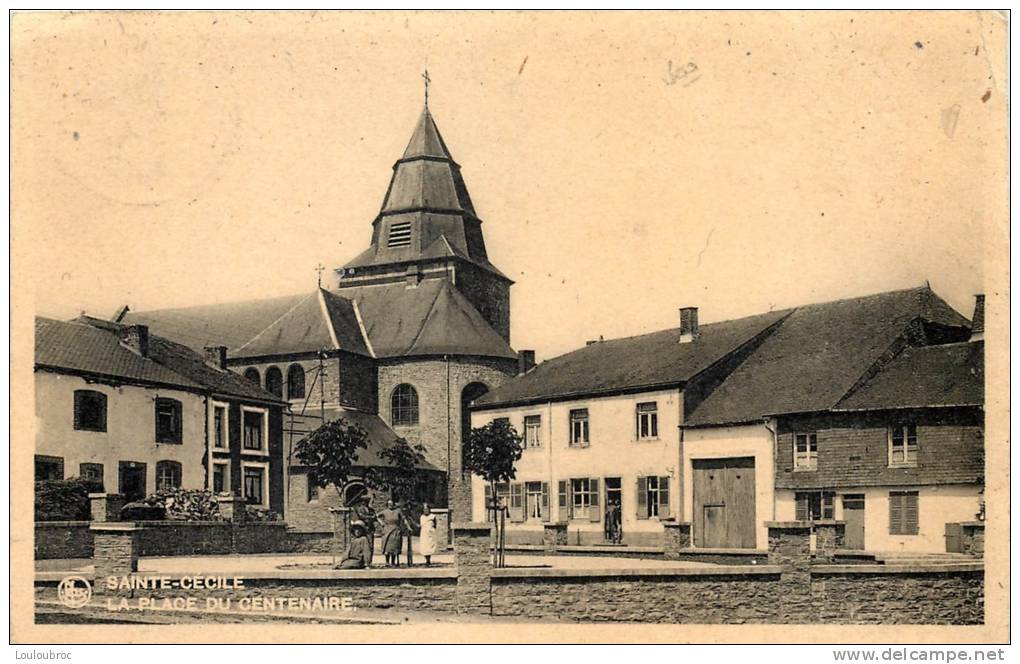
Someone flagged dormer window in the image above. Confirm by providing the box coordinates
[387,221,412,248]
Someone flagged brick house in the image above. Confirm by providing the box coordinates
[473,286,982,553]
[34,316,287,514]
[113,106,525,521]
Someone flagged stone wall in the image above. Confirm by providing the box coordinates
[35,521,92,559]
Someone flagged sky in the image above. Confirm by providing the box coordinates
[12,11,1007,360]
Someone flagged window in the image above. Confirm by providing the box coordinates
[35,455,64,481]
[73,390,107,432]
[243,464,267,506]
[636,402,658,439]
[243,368,260,385]
[525,481,548,521]
[212,403,228,449]
[212,462,228,494]
[558,478,601,521]
[795,491,836,521]
[242,408,267,452]
[524,415,542,448]
[794,433,818,471]
[265,367,283,398]
[889,424,918,467]
[307,477,319,503]
[569,408,589,447]
[387,221,412,248]
[79,463,104,489]
[484,482,510,523]
[154,398,183,444]
[637,476,671,519]
[889,491,919,535]
[155,460,182,491]
[391,384,419,426]
[287,365,306,400]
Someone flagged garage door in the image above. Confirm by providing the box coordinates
[692,457,756,549]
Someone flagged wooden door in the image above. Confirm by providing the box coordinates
[692,457,756,549]
[842,494,866,550]
[119,461,147,502]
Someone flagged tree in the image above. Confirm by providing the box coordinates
[462,419,524,567]
[294,418,370,500]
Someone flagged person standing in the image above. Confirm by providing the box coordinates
[379,499,405,567]
[418,503,438,567]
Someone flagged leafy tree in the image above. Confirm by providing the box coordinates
[364,439,428,507]
[462,419,524,567]
[294,418,370,500]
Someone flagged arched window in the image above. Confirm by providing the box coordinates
[243,367,260,385]
[73,389,107,432]
[391,384,419,426]
[265,366,283,398]
[287,364,306,400]
[155,460,182,491]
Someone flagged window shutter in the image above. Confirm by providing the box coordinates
[557,480,567,515]
[589,478,600,522]
[904,493,919,535]
[637,476,648,520]
[541,482,550,522]
[795,493,809,521]
[510,483,526,523]
[174,402,183,442]
[658,477,671,518]
[484,484,493,523]
[889,493,903,535]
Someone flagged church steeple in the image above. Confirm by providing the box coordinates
[337,104,512,342]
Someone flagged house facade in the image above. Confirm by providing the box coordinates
[34,316,287,514]
[473,286,983,553]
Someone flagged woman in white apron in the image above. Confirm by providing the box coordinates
[418,503,438,566]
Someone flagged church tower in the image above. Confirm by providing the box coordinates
[336,106,512,342]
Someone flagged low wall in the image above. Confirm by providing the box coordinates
[34,521,337,559]
[35,521,93,559]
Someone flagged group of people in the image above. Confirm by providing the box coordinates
[337,494,439,570]
[604,499,623,544]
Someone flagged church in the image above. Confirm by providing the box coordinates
[117,103,530,523]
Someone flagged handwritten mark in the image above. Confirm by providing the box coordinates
[941,104,961,138]
[664,60,701,87]
[696,227,716,267]
[518,56,528,76]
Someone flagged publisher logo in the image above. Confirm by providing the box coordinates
[57,576,92,608]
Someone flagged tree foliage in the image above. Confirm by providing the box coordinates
[34,477,103,522]
[294,418,369,492]
[462,419,524,485]
[364,439,427,505]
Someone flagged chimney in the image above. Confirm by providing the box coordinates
[517,350,536,375]
[204,345,228,369]
[970,294,985,341]
[679,307,699,343]
[119,324,149,357]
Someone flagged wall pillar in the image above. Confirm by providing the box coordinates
[431,508,452,548]
[767,521,813,624]
[330,507,351,553]
[662,520,693,560]
[89,493,125,523]
[542,522,568,553]
[453,521,492,616]
[90,523,140,597]
[961,522,985,558]
[812,520,846,562]
[216,494,247,523]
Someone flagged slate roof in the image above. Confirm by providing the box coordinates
[123,281,516,361]
[288,406,439,471]
[835,341,983,411]
[35,316,284,404]
[684,287,972,426]
[474,309,792,409]
[340,107,508,281]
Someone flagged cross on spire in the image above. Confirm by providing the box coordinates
[315,263,326,288]
[422,69,431,107]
